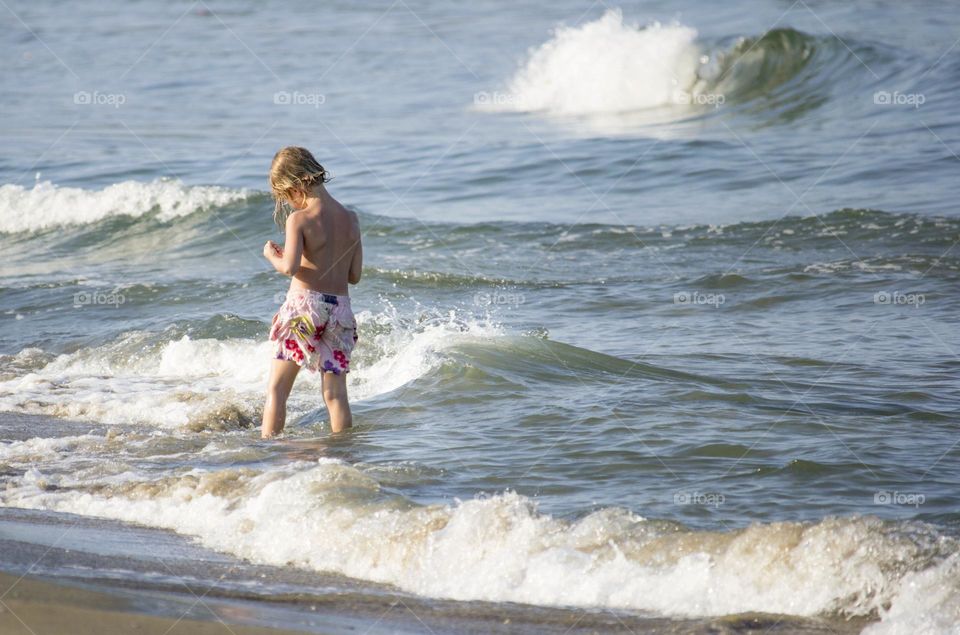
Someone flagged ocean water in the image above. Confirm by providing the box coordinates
[1,1,959,633]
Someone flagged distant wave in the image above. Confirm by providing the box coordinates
[479,11,701,115]
[477,10,701,115]
[3,194,955,278]
[478,9,869,121]
[0,178,250,233]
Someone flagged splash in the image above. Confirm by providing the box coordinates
[479,10,704,115]
[0,305,502,429]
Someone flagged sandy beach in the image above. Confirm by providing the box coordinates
[0,571,320,635]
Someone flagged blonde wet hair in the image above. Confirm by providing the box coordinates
[269,146,331,229]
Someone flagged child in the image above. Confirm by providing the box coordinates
[261,147,362,438]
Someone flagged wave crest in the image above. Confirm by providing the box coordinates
[5,462,957,625]
[479,9,861,125]
[480,10,702,115]
[0,178,249,233]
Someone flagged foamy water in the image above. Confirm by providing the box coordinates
[2,453,957,625]
[0,307,500,428]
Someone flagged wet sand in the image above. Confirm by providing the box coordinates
[0,571,327,635]
[0,570,869,635]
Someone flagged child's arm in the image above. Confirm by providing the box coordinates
[348,213,362,284]
[263,212,304,276]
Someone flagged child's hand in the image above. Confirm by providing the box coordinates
[263,240,283,259]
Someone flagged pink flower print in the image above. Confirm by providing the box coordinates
[333,350,349,369]
[284,338,304,363]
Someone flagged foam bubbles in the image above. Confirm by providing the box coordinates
[863,554,960,634]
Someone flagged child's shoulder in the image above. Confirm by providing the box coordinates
[287,209,309,226]
[338,203,358,224]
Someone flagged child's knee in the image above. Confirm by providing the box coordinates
[323,386,346,404]
[322,377,348,403]
[267,379,291,401]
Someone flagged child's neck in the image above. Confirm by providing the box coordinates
[301,185,329,212]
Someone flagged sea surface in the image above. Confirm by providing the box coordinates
[1,0,959,633]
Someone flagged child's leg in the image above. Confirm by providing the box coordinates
[262,359,301,438]
[321,371,352,433]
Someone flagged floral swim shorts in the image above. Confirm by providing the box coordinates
[268,289,358,374]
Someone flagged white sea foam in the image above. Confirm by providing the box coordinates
[863,554,960,634]
[479,10,705,116]
[0,178,249,233]
[0,433,101,462]
[3,461,956,630]
[0,310,502,428]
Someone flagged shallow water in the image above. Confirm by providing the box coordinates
[2,1,959,632]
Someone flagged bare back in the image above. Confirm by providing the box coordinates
[288,196,361,296]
